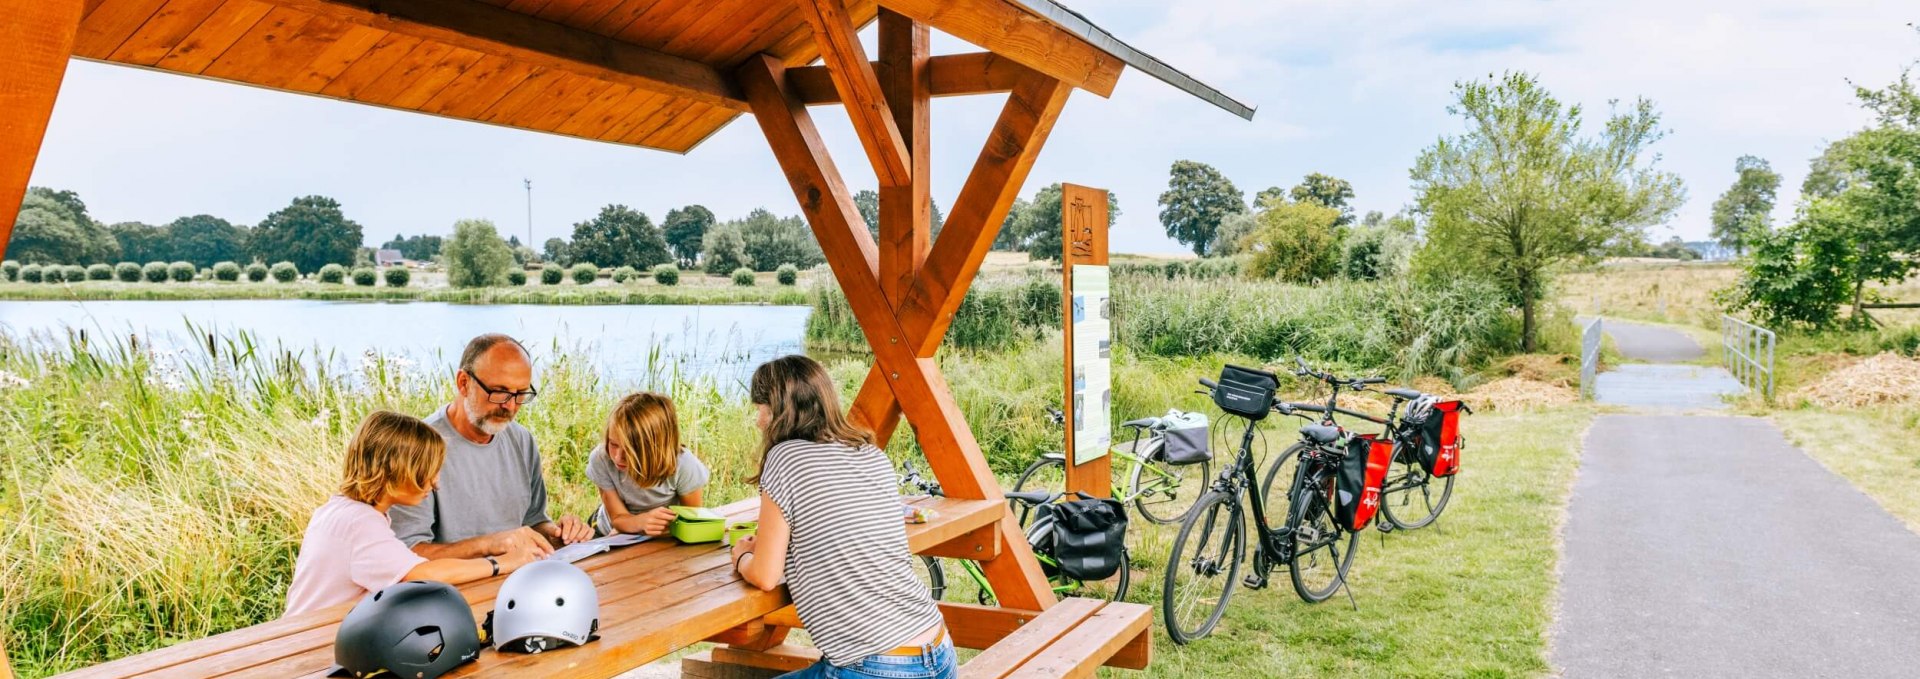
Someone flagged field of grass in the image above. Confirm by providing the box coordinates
[1772,407,1920,535]
[1555,261,1739,329]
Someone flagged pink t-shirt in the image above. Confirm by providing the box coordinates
[284,495,428,617]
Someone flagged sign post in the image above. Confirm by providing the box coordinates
[1062,184,1111,498]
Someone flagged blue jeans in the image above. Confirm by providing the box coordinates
[776,638,957,679]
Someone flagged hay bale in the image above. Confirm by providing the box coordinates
[1462,377,1578,412]
[1798,352,1920,409]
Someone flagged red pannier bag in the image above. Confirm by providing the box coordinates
[1335,434,1394,531]
[1416,400,1468,477]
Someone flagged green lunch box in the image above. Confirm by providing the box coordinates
[723,522,758,546]
[669,506,728,543]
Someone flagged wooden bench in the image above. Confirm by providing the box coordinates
[51,495,1008,679]
[684,597,1152,679]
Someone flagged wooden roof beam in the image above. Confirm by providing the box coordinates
[270,0,748,111]
[878,0,1123,97]
[788,52,1040,105]
[796,0,911,187]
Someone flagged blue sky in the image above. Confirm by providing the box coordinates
[26,0,1920,255]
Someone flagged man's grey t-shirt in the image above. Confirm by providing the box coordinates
[586,444,709,535]
[390,406,551,547]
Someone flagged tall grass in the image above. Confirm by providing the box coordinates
[0,331,761,677]
[807,275,1060,352]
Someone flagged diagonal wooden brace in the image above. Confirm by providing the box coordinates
[795,0,912,187]
[0,0,86,253]
[847,73,1075,445]
[738,54,1056,611]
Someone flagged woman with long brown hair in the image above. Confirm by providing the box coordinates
[730,355,952,679]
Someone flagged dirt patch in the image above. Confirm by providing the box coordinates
[1463,377,1579,412]
[1797,352,1920,409]
[1496,354,1580,387]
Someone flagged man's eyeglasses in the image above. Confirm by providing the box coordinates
[464,369,538,405]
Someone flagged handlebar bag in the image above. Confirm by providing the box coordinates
[1158,410,1212,466]
[1412,400,1468,477]
[1334,434,1393,531]
[1213,364,1278,420]
[1047,494,1129,582]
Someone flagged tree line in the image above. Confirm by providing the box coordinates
[8,192,363,273]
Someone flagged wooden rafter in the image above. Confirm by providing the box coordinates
[787,52,1042,105]
[737,52,1057,611]
[848,72,1075,443]
[0,0,85,250]
[795,0,911,187]
[876,9,931,307]
[268,0,748,111]
[880,0,1124,97]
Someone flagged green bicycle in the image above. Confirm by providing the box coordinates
[901,462,1130,605]
[1009,407,1211,525]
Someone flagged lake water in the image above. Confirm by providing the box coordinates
[0,299,811,389]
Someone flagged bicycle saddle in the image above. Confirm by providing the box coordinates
[1299,424,1341,444]
[1004,490,1054,506]
[1385,388,1424,401]
[1121,417,1157,428]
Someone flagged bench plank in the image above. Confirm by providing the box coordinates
[956,598,1104,679]
[1006,602,1151,679]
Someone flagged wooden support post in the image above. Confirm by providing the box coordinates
[876,9,931,308]
[795,0,911,187]
[1061,184,1112,498]
[0,0,86,256]
[737,54,1055,611]
[847,73,1075,446]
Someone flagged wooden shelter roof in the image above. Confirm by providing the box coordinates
[71,0,1252,153]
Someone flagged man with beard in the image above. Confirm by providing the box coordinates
[391,334,593,560]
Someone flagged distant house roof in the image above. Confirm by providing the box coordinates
[70,0,1253,154]
[375,249,404,265]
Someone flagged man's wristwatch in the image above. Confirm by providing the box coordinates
[486,555,500,577]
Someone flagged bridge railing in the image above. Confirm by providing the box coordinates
[1720,314,1776,400]
[1580,317,1602,400]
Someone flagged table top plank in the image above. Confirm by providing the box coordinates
[64,495,998,679]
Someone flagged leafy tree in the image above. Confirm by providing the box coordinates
[653,264,680,286]
[1708,156,1781,256]
[318,263,347,284]
[385,267,411,288]
[1411,72,1684,350]
[732,267,756,286]
[542,237,570,266]
[569,262,599,285]
[8,189,118,264]
[776,263,799,286]
[166,214,248,268]
[270,261,298,282]
[663,205,715,265]
[167,261,196,282]
[1157,160,1246,255]
[443,219,515,288]
[701,223,752,274]
[734,208,822,271]
[1243,201,1344,282]
[114,262,140,282]
[380,234,444,261]
[1254,186,1288,210]
[1647,236,1701,260]
[1011,184,1121,261]
[992,197,1032,251]
[853,190,947,244]
[568,205,670,270]
[540,265,563,285]
[507,269,527,286]
[212,262,241,281]
[1289,173,1357,226]
[245,262,269,282]
[247,196,363,274]
[109,221,170,263]
[1209,212,1261,256]
[86,263,111,280]
[142,261,169,283]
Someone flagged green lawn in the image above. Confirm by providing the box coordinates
[1773,407,1920,535]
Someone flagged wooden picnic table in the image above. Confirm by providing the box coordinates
[54,495,1006,679]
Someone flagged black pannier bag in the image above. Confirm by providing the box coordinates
[1212,364,1279,420]
[1042,493,1129,581]
[1333,434,1392,531]
[1158,410,1211,466]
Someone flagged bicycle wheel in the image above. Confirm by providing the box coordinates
[1130,454,1210,525]
[912,555,947,601]
[1259,443,1308,526]
[1380,455,1455,530]
[1286,465,1359,604]
[1162,490,1244,645]
[1011,455,1066,523]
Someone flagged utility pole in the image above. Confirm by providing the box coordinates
[523,178,534,251]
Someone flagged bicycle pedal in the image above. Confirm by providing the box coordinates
[1242,574,1268,589]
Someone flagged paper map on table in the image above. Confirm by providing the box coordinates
[548,532,651,563]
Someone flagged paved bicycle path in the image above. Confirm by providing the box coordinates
[1588,318,1743,410]
[1553,415,1920,677]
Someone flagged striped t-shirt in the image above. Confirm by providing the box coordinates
[759,438,942,666]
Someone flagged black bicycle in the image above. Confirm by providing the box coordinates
[1162,364,1380,644]
[1264,361,1458,532]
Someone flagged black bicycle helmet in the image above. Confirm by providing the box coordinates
[330,581,483,679]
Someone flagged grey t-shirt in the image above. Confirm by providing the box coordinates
[389,406,551,547]
[586,444,709,535]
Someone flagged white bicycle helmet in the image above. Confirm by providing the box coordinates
[1403,395,1439,426]
[485,561,600,653]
